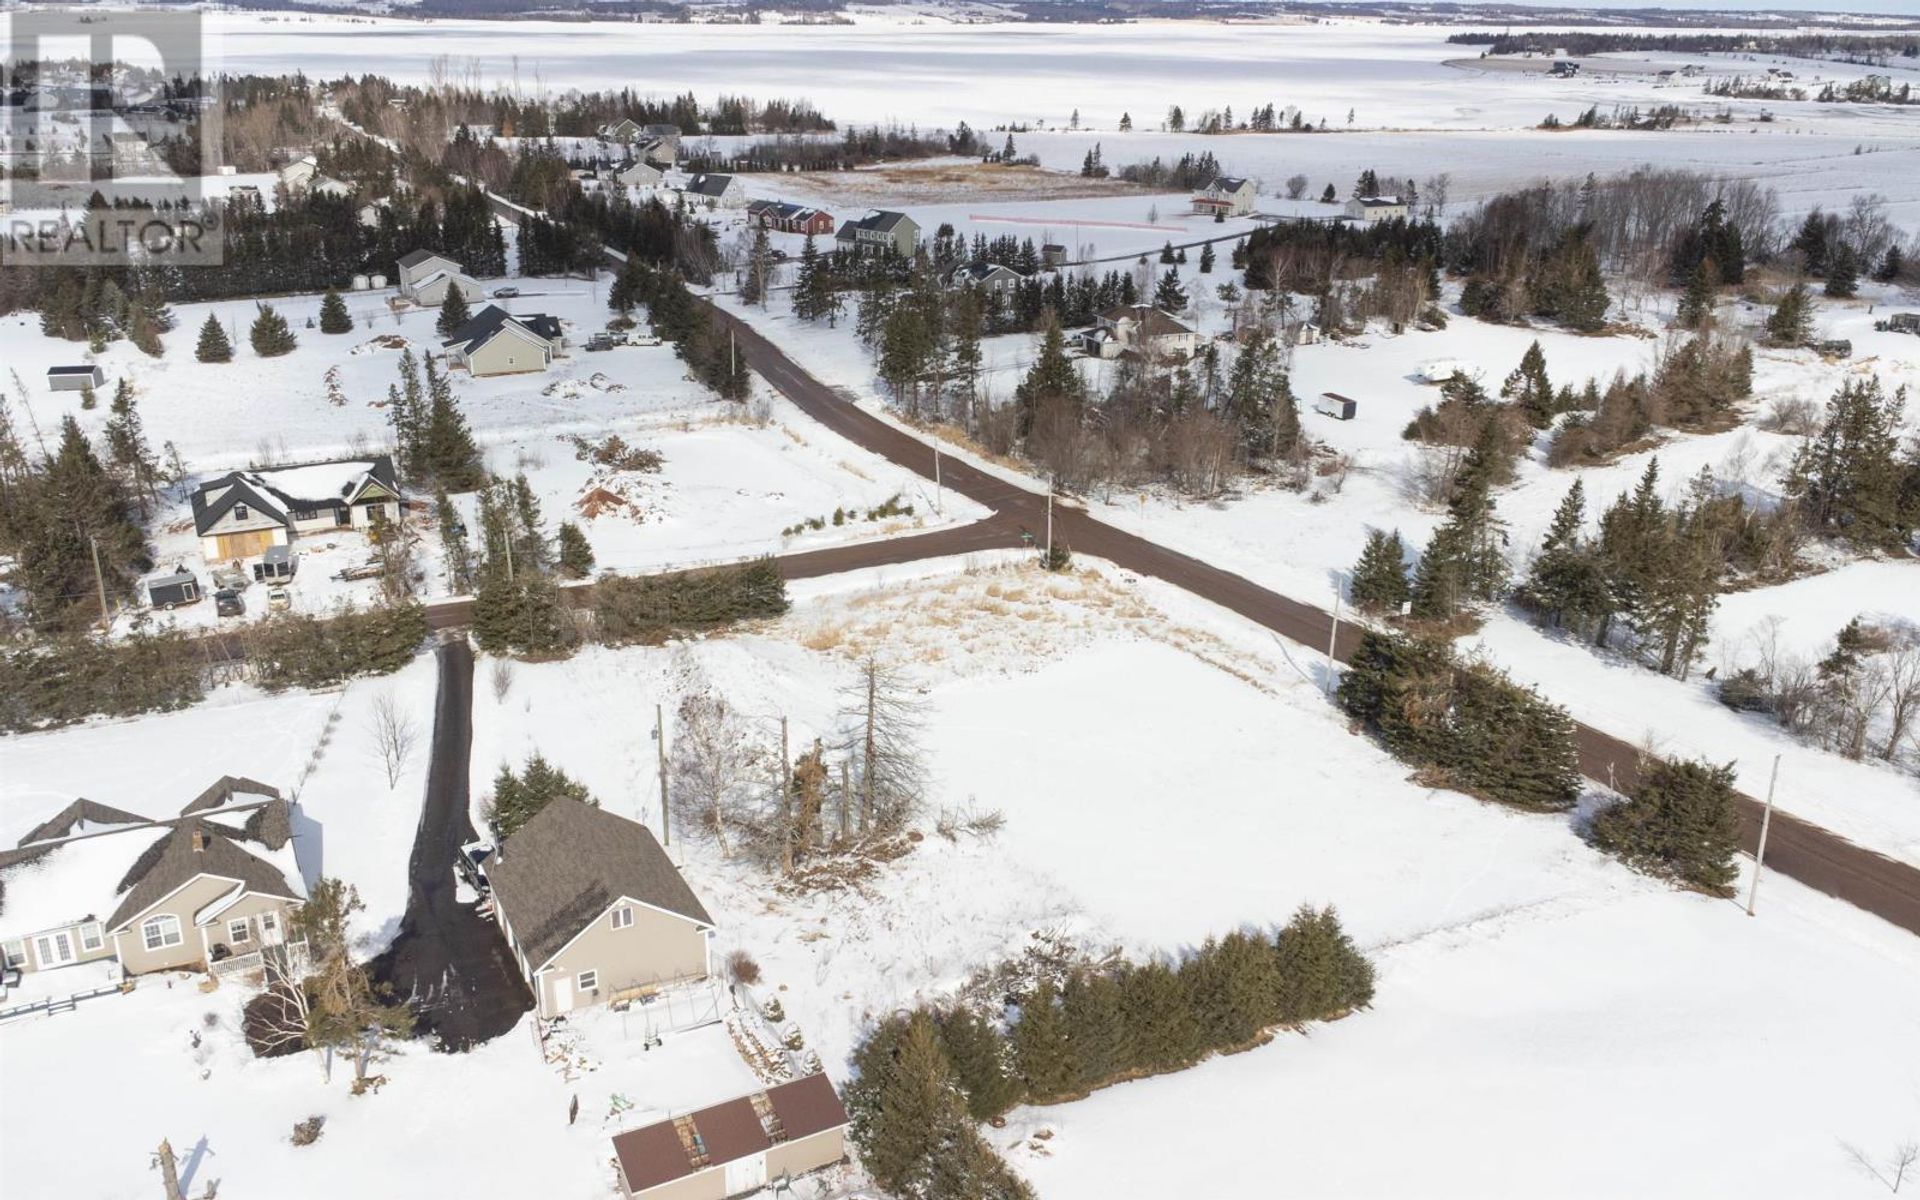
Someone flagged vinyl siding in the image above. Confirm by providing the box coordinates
[464,331,551,378]
[10,921,117,974]
[765,1127,847,1180]
[114,874,235,974]
[538,902,709,1017]
[624,1168,723,1200]
[202,893,298,961]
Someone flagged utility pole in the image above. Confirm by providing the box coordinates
[1045,475,1054,564]
[933,447,943,517]
[1323,588,1342,696]
[89,534,110,635]
[1746,755,1782,917]
[655,703,670,847]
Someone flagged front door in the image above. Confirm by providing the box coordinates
[259,910,285,946]
[550,976,572,1017]
[33,931,76,969]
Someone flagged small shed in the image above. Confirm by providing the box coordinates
[147,569,201,609]
[1885,312,1919,334]
[47,365,105,392]
[251,544,296,582]
[1814,339,1852,358]
[1315,392,1358,421]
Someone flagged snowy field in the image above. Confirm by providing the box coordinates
[454,559,1920,1197]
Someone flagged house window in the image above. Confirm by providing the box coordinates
[610,906,633,931]
[362,503,386,524]
[3,941,26,969]
[577,970,599,992]
[233,504,249,521]
[228,918,251,945]
[260,911,280,941]
[79,923,103,952]
[142,915,183,951]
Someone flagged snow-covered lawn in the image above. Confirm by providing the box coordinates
[0,655,437,954]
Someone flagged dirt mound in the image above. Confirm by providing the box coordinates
[577,487,632,519]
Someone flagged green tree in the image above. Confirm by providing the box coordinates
[1410,417,1509,621]
[1013,314,1085,440]
[1349,529,1410,616]
[195,313,233,363]
[319,288,354,335]
[1675,257,1717,330]
[1011,979,1079,1103]
[436,286,473,338]
[1589,757,1741,895]
[1272,905,1375,1022]
[1500,340,1555,429]
[937,1007,1021,1120]
[1123,958,1200,1072]
[1222,328,1299,460]
[295,878,414,1087]
[1785,378,1911,551]
[1764,282,1814,347]
[556,521,595,579]
[1061,969,1134,1088]
[1824,242,1859,299]
[102,379,158,517]
[419,355,485,489]
[1153,268,1188,313]
[1197,242,1216,274]
[487,753,594,840]
[249,303,297,357]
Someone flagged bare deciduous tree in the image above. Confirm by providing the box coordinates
[1284,173,1309,201]
[489,657,515,703]
[1843,1139,1918,1194]
[671,688,763,858]
[368,691,419,789]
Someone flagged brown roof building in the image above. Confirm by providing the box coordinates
[611,1073,850,1199]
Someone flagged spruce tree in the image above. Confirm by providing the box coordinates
[318,289,352,335]
[1410,417,1509,621]
[1875,244,1904,283]
[1500,340,1555,428]
[1013,314,1084,440]
[1197,242,1216,274]
[1190,930,1283,1047]
[1349,529,1410,616]
[1011,980,1079,1103]
[846,1012,1000,1200]
[249,303,297,357]
[937,1007,1021,1120]
[420,355,485,490]
[1272,905,1375,1022]
[1152,267,1188,313]
[102,379,157,516]
[195,313,233,363]
[1764,282,1814,347]
[1589,756,1741,895]
[556,521,595,579]
[1824,242,1859,299]
[1061,969,1134,1088]
[1785,377,1909,551]
[1675,257,1717,330]
[1518,479,1611,632]
[1222,329,1299,460]
[1123,958,1200,1072]
[436,286,473,338]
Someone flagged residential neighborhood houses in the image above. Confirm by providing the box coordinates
[1082,304,1201,360]
[482,799,716,1020]
[1,779,304,989]
[442,304,566,377]
[190,456,403,564]
[1345,194,1410,223]
[682,171,748,209]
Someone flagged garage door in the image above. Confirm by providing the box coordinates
[214,530,277,560]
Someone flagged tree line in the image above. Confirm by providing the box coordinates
[846,907,1376,1200]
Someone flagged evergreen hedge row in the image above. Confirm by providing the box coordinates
[1337,630,1581,812]
[591,558,789,645]
[0,603,426,733]
[846,908,1375,1199]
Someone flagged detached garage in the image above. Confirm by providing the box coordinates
[611,1073,849,1200]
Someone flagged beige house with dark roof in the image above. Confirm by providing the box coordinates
[1,778,305,984]
[484,799,714,1019]
[611,1072,849,1200]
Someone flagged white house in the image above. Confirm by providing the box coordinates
[190,456,402,563]
[396,249,484,307]
[1192,176,1257,218]
[680,172,747,209]
[616,160,664,189]
[1344,195,1410,223]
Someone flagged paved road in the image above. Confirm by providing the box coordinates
[370,639,533,1050]
[702,301,1920,938]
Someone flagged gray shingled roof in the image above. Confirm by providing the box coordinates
[443,305,560,356]
[14,799,149,849]
[189,457,397,538]
[684,172,736,198]
[485,799,712,969]
[180,776,281,817]
[107,816,301,931]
